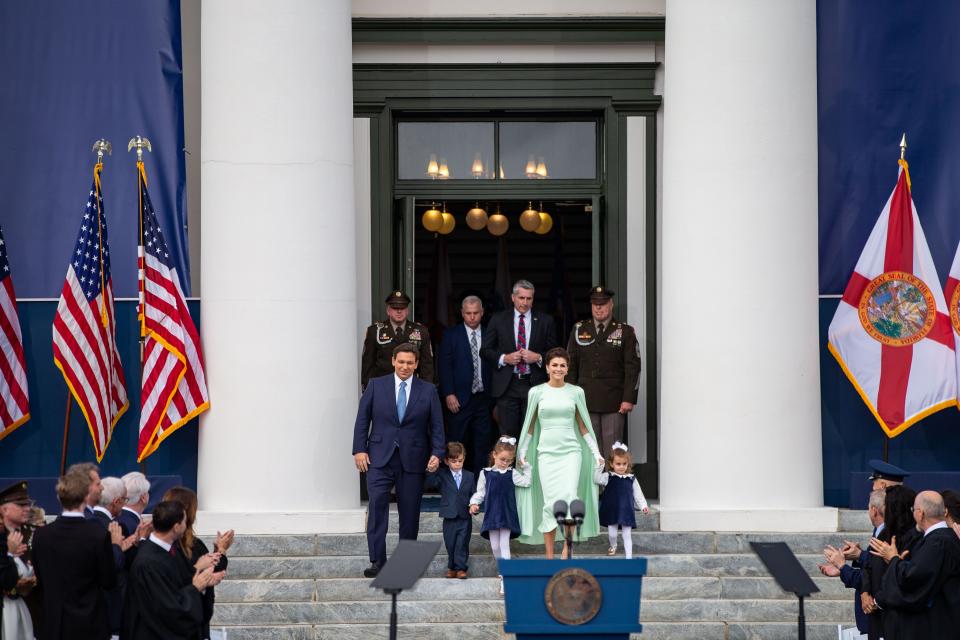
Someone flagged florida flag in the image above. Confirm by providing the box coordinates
[942,243,960,405]
[828,160,956,437]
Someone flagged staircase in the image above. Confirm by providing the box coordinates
[209,509,868,639]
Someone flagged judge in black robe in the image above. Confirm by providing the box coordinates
[121,500,213,640]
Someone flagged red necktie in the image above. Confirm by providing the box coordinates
[517,313,529,375]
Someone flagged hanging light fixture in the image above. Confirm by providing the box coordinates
[426,153,439,179]
[536,156,548,179]
[438,158,450,180]
[535,202,553,235]
[525,154,537,179]
[519,201,542,232]
[422,203,443,232]
[466,202,489,230]
[439,202,456,234]
[471,153,484,179]
[488,206,509,236]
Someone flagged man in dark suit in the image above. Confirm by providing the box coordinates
[31,469,117,640]
[480,279,557,438]
[424,442,476,579]
[352,342,445,578]
[438,295,493,475]
[122,500,224,640]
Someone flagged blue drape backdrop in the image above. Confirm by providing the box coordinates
[818,0,960,505]
[0,1,196,487]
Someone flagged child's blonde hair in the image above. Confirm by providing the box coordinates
[488,438,517,466]
[606,444,633,471]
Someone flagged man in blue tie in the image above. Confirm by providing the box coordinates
[352,343,445,578]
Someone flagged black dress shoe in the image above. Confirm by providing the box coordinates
[363,563,382,578]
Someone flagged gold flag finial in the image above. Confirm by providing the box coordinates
[899,133,907,161]
[91,139,112,164]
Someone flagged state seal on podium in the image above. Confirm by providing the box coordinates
[544,567,602,625]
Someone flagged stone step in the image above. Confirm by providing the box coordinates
[207,621,851,640]
[212,598,849,625]
[225,552,837,580]
[214,529,876,558]
[217,575,850,604]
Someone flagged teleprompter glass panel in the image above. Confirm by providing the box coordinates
[398,122,495,180]
[499,121,597,180]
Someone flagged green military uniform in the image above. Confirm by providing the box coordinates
[360,291,434,389]
[0,481,38,634]
[566,287,641,457]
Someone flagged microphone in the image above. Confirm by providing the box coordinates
[553,500,568,523]
[570,499,585,525]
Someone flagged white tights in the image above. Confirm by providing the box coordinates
[489,528,512,560]
[608,525,634,559]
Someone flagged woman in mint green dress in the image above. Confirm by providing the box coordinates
[516,347,605,558]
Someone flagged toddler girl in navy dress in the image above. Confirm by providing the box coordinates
[469,437,532,594]
[595,442,648,559]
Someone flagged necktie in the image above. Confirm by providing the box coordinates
[517,313,529,375]
[454,472,461,489]
[397,380,407,421]
[470,330,483,393]
[395,325,403,338]
[598,322,605,335]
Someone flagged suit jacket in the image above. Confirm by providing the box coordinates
[480,309,557,398]
[90,509,126,633]
[31,516,117,640]
[121,539,204,640]
[352,374,446,473]
[118,508,141,538]
[425,468,476,519]
[438,323,492,406]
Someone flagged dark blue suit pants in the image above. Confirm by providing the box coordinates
[366,448,423,565]
[442,516,472,571]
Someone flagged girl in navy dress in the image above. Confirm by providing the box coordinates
[469,437,532,594]
[595,442,648,558]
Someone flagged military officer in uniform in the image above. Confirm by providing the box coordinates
[1,481,38,638]
[566,286,642,457]
[361,291,434,390]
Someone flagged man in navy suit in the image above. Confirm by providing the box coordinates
[480,279,558,438]
[353,342,445,578]
[438,295,493,476]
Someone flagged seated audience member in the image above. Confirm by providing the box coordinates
[163,487,233,640]
[819,489,885,635]
[1,481,36,640]
[870,490,960,640]
[122,500,224,640]
[31,470,117,640]
[862,485,919,640]
[942,489,960,539]
[66,462,102,519]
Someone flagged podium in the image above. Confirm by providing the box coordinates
[500,558,647,639]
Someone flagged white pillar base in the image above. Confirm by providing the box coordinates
[658,507,839,533]
[195,509,366,535]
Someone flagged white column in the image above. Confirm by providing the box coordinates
[660,0,835,531]
[196,0,363,534]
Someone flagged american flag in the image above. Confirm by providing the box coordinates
[136,166,209,461]
[0,225,29,439]
[52,166,128,461]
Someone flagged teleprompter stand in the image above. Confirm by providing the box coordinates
[750,542,820,640]
[370,539,440,640]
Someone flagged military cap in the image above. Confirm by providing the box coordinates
[0,481,30,505]
[867,459,909,483]
[385,290,411,308]
[589,286,615,303]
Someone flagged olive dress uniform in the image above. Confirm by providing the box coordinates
[360,292,434,389]
[566,288,641,457]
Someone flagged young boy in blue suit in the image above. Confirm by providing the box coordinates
[426,442,476,578]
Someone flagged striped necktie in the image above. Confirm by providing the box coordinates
[470,329,483,393]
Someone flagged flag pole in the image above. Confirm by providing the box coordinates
[59,140,113,474]
[882,133,909,464]
[129,136,152,475]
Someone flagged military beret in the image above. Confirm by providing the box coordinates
[385,291,411,308]
[0,481,30,506]
[589,286,614,303]
[867,459,909,483]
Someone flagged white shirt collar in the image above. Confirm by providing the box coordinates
[924,521,949,537]
[874,522,886,536]
[93,506,113,519]
[610,471,635,478]
[60,510,85,518]
[149,533,172,552]
[465,324,481,338]
[394,373,411,395]
[486,466,512,474]
[513,309,527,321]
[122,506,143,522]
